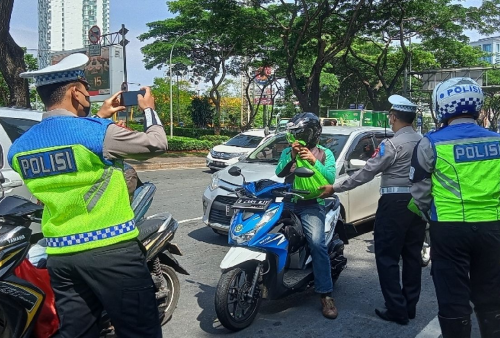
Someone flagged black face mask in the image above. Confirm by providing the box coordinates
[82,95,91,116]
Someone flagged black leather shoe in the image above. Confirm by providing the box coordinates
[408,308,416,320]
[375,308,409,325]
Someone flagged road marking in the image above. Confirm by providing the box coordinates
[415,315,441,338]
[178,216,202,224]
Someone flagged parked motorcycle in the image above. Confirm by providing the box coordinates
[214,166,347,331]
[0,173,187,338]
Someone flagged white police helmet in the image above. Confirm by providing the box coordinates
[432,77,483,123]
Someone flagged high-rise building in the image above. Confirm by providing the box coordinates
[470,36,500,65]
[38,0,110,67]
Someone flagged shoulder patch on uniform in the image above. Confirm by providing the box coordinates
[379,142,385,157]
[17,147,77,179]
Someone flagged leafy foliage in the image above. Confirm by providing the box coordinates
[167,136,225,151]
[189,96,214,128]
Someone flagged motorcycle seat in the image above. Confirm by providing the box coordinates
[325,196,340,212]
[137,218,164,241]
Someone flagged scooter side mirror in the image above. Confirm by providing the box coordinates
[294,167,315,178]
[228,166,242,177]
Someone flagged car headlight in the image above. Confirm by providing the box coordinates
[230,207,279,244]
[209,172,219,191]
[229,152,247,159]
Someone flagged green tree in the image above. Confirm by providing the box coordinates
[189,96,213,128]
[0,50,37,107]
[333,0,500,110]
[249,0,388,115]
[151,77,194,126]
[140,0,260,134]
[0,0,30,107]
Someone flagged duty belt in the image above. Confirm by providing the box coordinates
[380,186,410,194]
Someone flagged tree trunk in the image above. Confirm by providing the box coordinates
[0,0,30,108]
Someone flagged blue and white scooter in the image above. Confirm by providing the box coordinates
[214,166,347,331]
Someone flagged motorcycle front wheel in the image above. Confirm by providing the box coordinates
[214,267,262,331]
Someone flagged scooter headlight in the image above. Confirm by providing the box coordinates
[230,207,279,244]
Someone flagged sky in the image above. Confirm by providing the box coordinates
[9,0,488,92]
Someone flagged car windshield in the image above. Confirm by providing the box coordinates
[0,117,39,143]
[245,133,349,163]
[225,134,264,148]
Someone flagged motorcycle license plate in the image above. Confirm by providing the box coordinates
[231,198,272,211]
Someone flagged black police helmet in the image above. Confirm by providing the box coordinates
[287,112,322,148]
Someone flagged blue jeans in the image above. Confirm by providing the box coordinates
[285,202,333,294]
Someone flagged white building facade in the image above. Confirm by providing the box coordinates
[38,0,110,67]
[470,36,500,65]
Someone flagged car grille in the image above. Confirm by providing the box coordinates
[209,195,238,224]
[212,151,233,160]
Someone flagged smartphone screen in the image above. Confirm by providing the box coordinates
[120,90,146,106]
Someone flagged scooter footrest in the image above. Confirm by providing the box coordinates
[283,267,313,288]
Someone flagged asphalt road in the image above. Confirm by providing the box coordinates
[138,167,481,338]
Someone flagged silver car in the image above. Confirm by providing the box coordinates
[202,126,394,234]
[0,107,44,238]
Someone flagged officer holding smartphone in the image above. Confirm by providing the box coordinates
[8,53,166,338]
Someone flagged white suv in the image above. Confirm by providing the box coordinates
[202,126,394,234]
[0,108,44,238]
[206,129,269,171]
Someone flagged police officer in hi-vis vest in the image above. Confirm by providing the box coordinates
[8,54,166,338]
[319,95,426,325]
[410,77,500,338]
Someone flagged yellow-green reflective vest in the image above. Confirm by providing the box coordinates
[8,116,136,254]
[427,123,500,222]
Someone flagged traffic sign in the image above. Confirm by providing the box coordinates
[89,44,101,56]
[88,25,101,45]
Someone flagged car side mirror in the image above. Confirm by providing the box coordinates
[228,166,241,177]
[347,159,366,171]
[0,172,5,185]
[294,167,315,178]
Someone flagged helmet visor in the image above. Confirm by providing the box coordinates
[289,128,313,145]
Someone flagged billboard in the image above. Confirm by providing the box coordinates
[327,110,362,126]
[50,45,124,102]
[254,66,273,86]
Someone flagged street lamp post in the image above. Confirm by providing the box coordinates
[169,34,187,137]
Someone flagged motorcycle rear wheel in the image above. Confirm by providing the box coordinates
[157,264,181,325]
[215,267,262,331]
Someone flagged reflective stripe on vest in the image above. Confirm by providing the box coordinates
[46,220,136,248]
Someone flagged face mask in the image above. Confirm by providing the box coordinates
[75,88,91,116]
[83,94,91,116]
